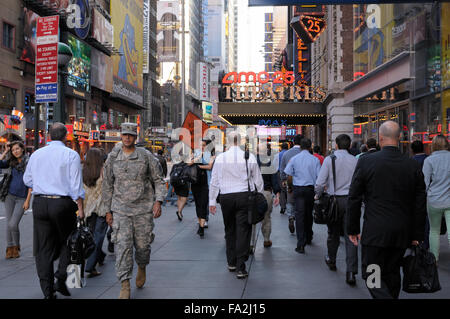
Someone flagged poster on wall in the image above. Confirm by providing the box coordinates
[91,48,113,93]
[21,8,40,64]
[92,8,113,46]
[157,1,180,62]
[111,0,144,106]
[202,101,213,123]
[66,34,91,93]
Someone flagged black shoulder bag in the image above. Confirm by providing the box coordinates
[313,154,339,225]
[402,243,441,293]
[245,150,268,225]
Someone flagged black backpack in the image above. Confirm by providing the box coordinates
[170,162,187,187]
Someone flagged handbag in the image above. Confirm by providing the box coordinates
[245,150,268,225]
[67,217,96,265]
[402,243,441,293]
[182,164,198,184]
[313,155,338,225]
[0,167,12,202]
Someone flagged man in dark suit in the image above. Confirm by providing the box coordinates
[346,121,427,299]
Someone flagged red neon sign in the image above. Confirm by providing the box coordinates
[222,71,295,85]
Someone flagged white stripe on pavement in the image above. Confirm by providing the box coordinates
[0,217,5,221]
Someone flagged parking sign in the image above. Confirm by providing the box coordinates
[35,15,59,103]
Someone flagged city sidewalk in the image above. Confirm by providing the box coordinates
[0,201,449,299]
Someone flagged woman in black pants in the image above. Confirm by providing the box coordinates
[190,140,215,237]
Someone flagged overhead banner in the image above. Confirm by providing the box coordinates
[157,0,181,62]
[21,8,40,64]
[111,0,144,106]
[35,15,59,103]
[143,0,150,73]
[198,62,210,101]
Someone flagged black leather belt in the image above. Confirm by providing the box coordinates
[36,195,71,199]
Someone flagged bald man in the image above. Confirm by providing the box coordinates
[346,121,427,299]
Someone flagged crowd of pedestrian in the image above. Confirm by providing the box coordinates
[1,119,448,299]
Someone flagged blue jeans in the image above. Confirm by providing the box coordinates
[164,184,176,206]
[86,214,108,272]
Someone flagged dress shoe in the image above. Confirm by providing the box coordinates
[227,265,236,272]
[249,245,254,255]
[324,255,337,271]
[306,239,312,245]
[44,293,57,299]
[236,270,248,279]
[280,208,285,214]
[87,269,102,278]
[197,226,204,238]
[295,246,305,254]
[263,240,272,248]
[119,279,131,299]
[176,211,183,221]
[346,272,356,286]
[55,280,71,296]
[288,217,295,234]
[136,266,146,288]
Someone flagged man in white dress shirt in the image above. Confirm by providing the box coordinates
[209,131,264,279]
[23,123,85,299]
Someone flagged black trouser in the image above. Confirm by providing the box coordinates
[326,196,358,273]
[32,196,77,297]
[191,183,209,220]
[219,192,251,271]
[293,186,315,247]
[361,245,406,299]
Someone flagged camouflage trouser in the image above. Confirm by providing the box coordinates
[250,190,274,244]
[111,212,154,282]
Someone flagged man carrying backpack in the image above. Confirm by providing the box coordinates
[103,123,167,299]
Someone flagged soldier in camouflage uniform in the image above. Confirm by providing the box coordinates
[103,123,167,299]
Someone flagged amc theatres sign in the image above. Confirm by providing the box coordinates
[221,71,326,102]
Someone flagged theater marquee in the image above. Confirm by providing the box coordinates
[221,71,326,103]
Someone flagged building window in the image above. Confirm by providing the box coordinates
[0,85,16,110]
[75,99,86,119]
[2,22,15,50]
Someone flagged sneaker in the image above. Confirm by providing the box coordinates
[227,265,237,272]
[236,270,248,279]
[288,217,295,234]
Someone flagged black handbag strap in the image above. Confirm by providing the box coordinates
[331,154,337,195]
[245,150,251,192]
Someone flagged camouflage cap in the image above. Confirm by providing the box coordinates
[121,122,138,136]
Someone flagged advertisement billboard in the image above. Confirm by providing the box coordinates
[111,0,144,106]
[91,48,113,93]
[202,101,213,123]
[442,2,450,90]
[21,8,40,64]
[66,34,91,93]
[92,8,113,46]
[157,1,181,62]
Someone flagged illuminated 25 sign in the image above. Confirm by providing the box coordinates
[291,15,326,44]
[222,71,295,85]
